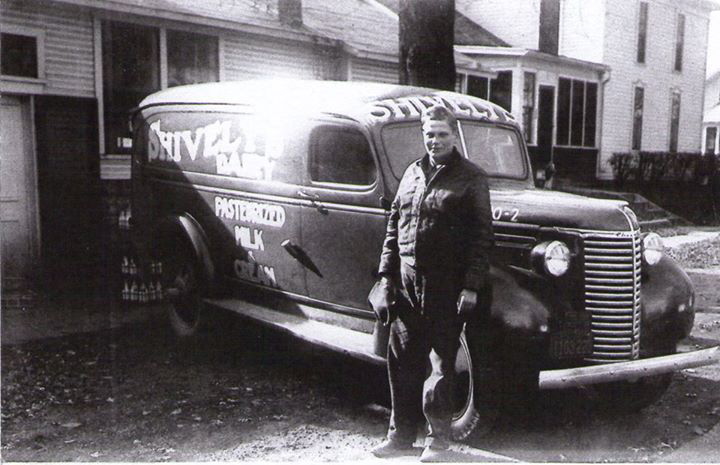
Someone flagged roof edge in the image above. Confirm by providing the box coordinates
[50,0,340,46]
[455,46,609,72]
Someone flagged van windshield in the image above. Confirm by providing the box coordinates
[381,121,527,180]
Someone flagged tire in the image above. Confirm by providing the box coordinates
[160,243,206,338]
[450,329,499,441]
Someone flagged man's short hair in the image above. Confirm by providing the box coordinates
[421,105,458,133]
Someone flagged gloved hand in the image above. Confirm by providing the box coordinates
[457,288,478,322]
[368,276,397,326]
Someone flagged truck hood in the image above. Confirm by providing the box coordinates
[490,188,637,231]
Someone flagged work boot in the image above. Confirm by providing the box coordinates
[370,439,416,458]
[419,444,452,463]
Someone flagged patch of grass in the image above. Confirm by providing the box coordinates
[665,237,720,269]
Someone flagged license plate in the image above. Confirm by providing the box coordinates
[550,313,593,359]
[550,331,593,359]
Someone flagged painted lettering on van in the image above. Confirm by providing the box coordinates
[367,94,510,123]
[234,253,277,287]
[234,225,265,251]
[149,120,241,162]
[215,196,286,228]
[147,119,277,181]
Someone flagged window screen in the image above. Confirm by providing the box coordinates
[523,72,536,144]
[310,127,376,186]
[467,75,489,100]
[1,33,38,78]
[490,71,512,111]
[675,14,685,72]
[571,80,585,147]
[706,127,717,155]
[557,78,571,146]
[167,30,219,88]
[632,87,644,151]
[669,91,681,152]
[637,2,648,64]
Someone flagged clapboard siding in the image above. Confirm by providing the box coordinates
[350,58,398,84]
[223,34,334,80]
[1,0,95,97]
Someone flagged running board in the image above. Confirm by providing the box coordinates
[204,298,385,365]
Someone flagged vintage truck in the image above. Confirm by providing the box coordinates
[130,79,719,439]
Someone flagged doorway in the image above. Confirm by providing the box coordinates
[1,95,39,290]
[34,96,101,292]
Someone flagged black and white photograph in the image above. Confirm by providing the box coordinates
[1,0,720,462]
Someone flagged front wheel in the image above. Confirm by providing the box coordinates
[450,330,499,441]
[161,245,205,337]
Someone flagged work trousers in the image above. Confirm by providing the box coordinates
[386,260,464,448]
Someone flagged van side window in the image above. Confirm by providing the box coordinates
[310,127,376,186]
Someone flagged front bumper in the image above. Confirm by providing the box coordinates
[538,346,720,389]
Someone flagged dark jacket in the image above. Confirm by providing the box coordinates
[378,148,494,292]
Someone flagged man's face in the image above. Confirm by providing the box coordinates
[422,119,457,162]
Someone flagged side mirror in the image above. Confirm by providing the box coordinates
[379,196,392,211]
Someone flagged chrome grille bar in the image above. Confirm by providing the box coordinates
[584,231,642,363]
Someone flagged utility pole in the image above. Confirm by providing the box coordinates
[398,0,456,90]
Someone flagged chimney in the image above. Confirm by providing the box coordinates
[278,0,303,28]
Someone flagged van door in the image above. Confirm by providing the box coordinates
[298,122,387,312]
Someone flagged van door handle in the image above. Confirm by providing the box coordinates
[297,190,328,214]
[281,240,323,278]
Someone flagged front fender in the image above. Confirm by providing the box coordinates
[641,254,695,351]
[488,265,552,337]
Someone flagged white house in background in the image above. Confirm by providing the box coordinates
[704,70,720,154]
[458,0,718,180]
[0,0,495,289]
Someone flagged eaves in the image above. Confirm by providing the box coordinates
[455,46,609,74]
[49,0,340,47]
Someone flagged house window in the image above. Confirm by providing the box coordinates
[490,71,512,112]
[102,21,160,154]
[632,86,644,150]
[706,127,717,154]
[585,82,597,147]
[466,75,489,100]
[669,90,681,152]
[674,13,685,72]
[167,30,219,87]
[556,77,598,148]
[522,72,536,143]
[637,2,648,64]
[1,32,38,78]
[557,78,571,146]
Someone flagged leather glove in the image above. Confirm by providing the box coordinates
[368,276,397,326]
[457,288,478,322]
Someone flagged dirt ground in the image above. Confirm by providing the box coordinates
[2,233,719,462]
[1,304,719,463]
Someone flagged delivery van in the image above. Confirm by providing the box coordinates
[131,79,719,439]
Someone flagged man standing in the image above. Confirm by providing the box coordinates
[370,104,493,462]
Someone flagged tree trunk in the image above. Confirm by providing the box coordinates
[399,0,456,91]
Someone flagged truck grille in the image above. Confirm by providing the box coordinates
[583,231,642,363]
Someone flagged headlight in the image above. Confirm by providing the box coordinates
[642,232,664,266]
[531,241,571,277]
